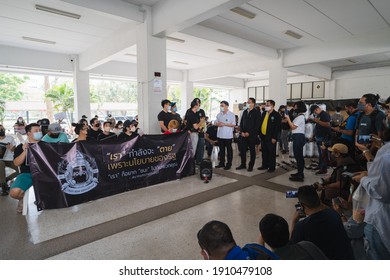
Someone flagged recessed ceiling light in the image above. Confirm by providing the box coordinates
[35,4,81,19]
[166,36,185,43]
[230,7,256,19]
[284,30,302,39]
[173,61,189,65]
[217,49,234,55]
[22,36,56,45]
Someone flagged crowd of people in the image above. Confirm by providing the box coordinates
[1,92,389,260]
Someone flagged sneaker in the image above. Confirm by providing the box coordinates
[17,199,23,214]
[315,170,327,175]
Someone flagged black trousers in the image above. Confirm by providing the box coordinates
[292,133,305,175]
[240,136,257,168]
[218,138,233,166]
[261,137,277,170]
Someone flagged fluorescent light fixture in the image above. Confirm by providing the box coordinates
[166,36,185,43]
[346,59,357,64]
[35,4,81,19]
[230,7,256,19]
[217,48,234,55]
[22,36,56,45]
[173,61,189,65]
[284,30,303,39]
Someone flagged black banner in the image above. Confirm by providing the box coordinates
[28,132,194,210]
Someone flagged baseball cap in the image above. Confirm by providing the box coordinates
[48,123,62,134]
[328,143,348,154]
[170,102,176,107]
[40,118,50,126]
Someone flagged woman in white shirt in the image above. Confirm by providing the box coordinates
[0,124,19,195]
[285,101,307,182]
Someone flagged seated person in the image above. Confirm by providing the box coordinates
[163,119,180,134]
[98,121,117,141]
[9,123,42,213]
[205,122,218,158]
[71,123,88,142]
[259,213,327,260]
[0,124,19,195]
[290,185,354,260]
[41,123,69,143]
[315,143,361,204]
[197,220,278,260]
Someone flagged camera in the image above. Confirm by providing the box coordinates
[286,190,298,198]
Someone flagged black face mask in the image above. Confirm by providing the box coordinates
[94,123,100,128]
[0,131,5,137]
[50,133,60,138]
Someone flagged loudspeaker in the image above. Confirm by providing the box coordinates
[200,159,212,182]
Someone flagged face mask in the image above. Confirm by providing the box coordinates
[50,133,60,138]
[33,131,42,140]
[118,126,123,130]
[265,106,272,112]
[167,106,171,111]
[357,104,366,111]
[0,131,5,137]
[220,107,224,112]
[173,107,177,113]
[94,123,100,128]
[336,112,341,115]
[130,126,136,132]
[172,128,177,133]
[244,104,249,109]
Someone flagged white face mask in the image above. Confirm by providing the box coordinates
[265,106,272,112]
[167,106,171,111]
[220,107,224,112]
[172,128,177,133]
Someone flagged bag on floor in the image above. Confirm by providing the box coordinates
[200,159,212,181]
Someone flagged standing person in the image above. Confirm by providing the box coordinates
[236,98,260,172]
[98,121,117,141]
[9,123,42,213]
[87,117,103,141]
[170,102,182,127]
[193,98,207,165]
[279,105,290,154]
[184,100,205,157]
[0,124,19,195]
[309,105,331,175]
[157,99,172,133]
[285,101,307,182]
[214,101,235,170]
[41,123,69,143]
[71,123,88,142]
[258,100,281,173]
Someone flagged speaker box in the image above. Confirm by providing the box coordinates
[200,159,212,181]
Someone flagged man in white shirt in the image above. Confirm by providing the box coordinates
[215,101,236,170]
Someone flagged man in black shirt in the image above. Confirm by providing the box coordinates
[193,98,207,165]
[236,97,260,171]
[98,121,117,141]
[87,117,103,141]
[9,123,42,213]
[185,100,206,157]
[290,185,354,260]
[157,99,172,133]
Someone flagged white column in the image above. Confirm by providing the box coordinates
[73,55,90,121]
[269,52,288,107]
[137,5,167,134]
[181,70,194,111]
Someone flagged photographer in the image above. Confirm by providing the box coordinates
[315,143,361,205]
[284,101,306,182]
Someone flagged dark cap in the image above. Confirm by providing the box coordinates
[82,115,88,119]
[40,118,50,126]
[310,105,319,114]
[48,123,61,134]
[170,102,176,107]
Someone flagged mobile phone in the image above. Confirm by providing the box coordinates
[286,190,298,198]
[295,203,306,218]
[332,197,341,205]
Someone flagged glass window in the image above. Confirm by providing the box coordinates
[291,83,301,99]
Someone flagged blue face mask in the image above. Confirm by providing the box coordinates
[33,131,42,140]
[357,103,366,111]
[220,107,224,112]
[173,107,177,113]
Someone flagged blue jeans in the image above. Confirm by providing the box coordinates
[292,133,305,175]
[316,136,328,171]
[365,223,390,260]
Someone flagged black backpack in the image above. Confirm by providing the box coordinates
[200,159,212,181]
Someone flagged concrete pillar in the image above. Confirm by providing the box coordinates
[137,5,167,134]
[269,53,288,107]
[73,55,90,121]
[181,70,194,111]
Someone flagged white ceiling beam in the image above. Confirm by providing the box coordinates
[182,25,278,59]
[152,0,249,37]
[60,0,144,22]
[79,23,137,71]
[196,77,245,88]
[288,63,331,80]
[284,28,390,67]
[189,56,270,81]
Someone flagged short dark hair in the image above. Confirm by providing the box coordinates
[298,185,320,209]
[73,123,87,135]
[220,100,229,107]
[25,123,40,133]
[362,93,379,107]
[345,100,358,109]
[295,101,307,114]
[193,98,201,105]
[197,220,236,254]
[161,99,171,108]
[103,121,111,127]
[259,214,289,248]
[190,100,198,109]
[90,117,98,125]
[266,100,275,107]
[248,97,256,104]
[335,106,342,112]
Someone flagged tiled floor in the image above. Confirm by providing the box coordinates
[0,149,326,260]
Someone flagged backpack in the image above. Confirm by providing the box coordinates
[242,243,280,260]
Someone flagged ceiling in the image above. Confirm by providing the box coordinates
[1,0,390,81]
